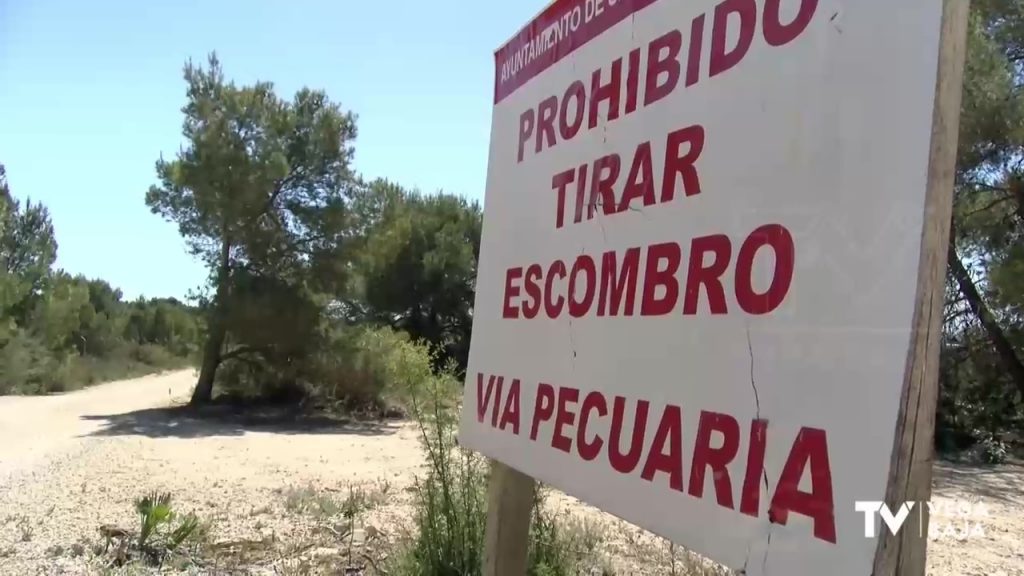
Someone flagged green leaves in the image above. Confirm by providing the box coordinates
[147,53,364,402]
[25,272,89,352]
[0,165,200,393]
[136,492,174,548]
[351,179,482,371]
[0,164,58,323]
[134,492,201,555]
[147,52,358,277]
[941,0,1024,444]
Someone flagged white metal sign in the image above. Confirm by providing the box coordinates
[459,1,946,574]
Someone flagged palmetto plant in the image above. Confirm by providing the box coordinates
[134,492,200,553]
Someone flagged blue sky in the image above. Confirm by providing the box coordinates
[0,0,544,300]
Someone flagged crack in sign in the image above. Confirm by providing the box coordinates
[744,325,776,575]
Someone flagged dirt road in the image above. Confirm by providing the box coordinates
[0,371,195,485]
[0,371,1020,575]
[0,370,424,575]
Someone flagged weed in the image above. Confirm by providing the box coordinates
[46,544,64,557]
[529,500,615,576]
[135,491,203,552]
[342,483,387,517]
[91,492,210,568]
[979,434,1009,464]
[250,504,272,516]
[561,515,606,555]
[284,485,340,518]
[387,363,617,576]
[15,515,33,542]
[283,482,386,521]
[389,369,488,576]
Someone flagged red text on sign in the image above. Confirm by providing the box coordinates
[475,374,837,544]
[502,224,795,319]
[549,124,705,229]
[513,0,820,161]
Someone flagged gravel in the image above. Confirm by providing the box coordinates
[0,370,1020,575]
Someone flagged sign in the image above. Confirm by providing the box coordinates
[458,0,950,574]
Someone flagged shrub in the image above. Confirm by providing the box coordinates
[391,367,611,576]
[0,333,192,396]
[390,370,488,576]
[215,325,438,412]
[135,492,201,553]
[94,492,208,569]
[529,500,609,576]
[978,434,1009,464]
[130,343,177,368]
[0,329,60,394]
[313,325,435,412]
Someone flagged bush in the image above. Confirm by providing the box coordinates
[389,371,488,576]
[313,325,435,412]
[0,331,192,396]
[130,343,177,368]
[95,492,208,570]
[0,329,61,394]
[978,434,1009,464]
[390,368,610,576]
[214,325,436,413]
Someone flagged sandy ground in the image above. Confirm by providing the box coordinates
[0,370,1020,575]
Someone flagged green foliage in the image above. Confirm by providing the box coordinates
[390,362,611,576]
[143,55,484,408]
[136,493,174,548]
[309,325,436,411]
[0,328,58,394]
[215,324,434,415]
[146,53,361,404]
[146,53,357,278]
[349,179,482,372]
[0,163,200,396]
[123,297,201,355]
[134,492,202,556]
[28,272,91,352]
[102,492,208,569]
[0,164,57,314]
[939,0,1024,449]
[979,434,1010,464]
[390,370,488,576]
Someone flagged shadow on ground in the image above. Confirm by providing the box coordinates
[933,458,1024,506]
[80,404,401,439]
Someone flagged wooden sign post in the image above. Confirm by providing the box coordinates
[483,462,536,575]
[464,0,972,574]
[872,1,970,574]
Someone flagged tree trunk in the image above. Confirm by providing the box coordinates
[1012,180,1024,224]
[190,237,232,406]
[947,242,1024,398]
[191,320,226,405]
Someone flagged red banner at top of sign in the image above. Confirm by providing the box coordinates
[493,0,660,104]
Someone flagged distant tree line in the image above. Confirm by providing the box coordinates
[0,164,201,393]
